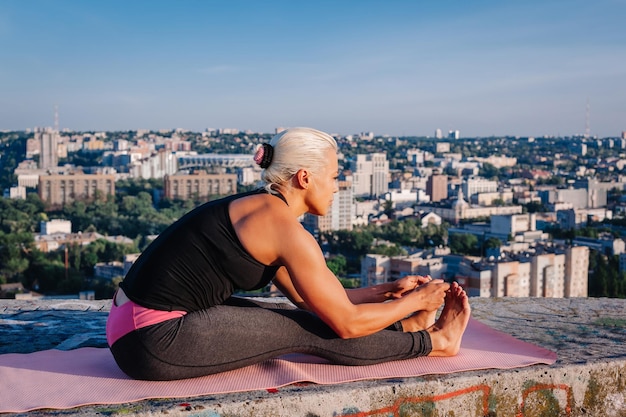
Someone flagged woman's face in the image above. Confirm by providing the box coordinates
[306,148,339,216]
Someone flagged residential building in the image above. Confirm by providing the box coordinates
[37,128,59,169]
[539,188,588,209]
[40,219,72,235]
[571,236,625,256]
[565,246,589,297]
[462,177,498,200]
[38,173,115,207]
[4,186,26,199]
[491,214,536,236]
[351,153,389,198]
[164,172,237,200]
[361,254,390,287]
[129,149,178,179]
[489,246,588,298]
[557,208,613,229]
[426,174,447,202]
[415,189,523,224]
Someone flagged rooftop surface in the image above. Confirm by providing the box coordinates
[1,296,625,417]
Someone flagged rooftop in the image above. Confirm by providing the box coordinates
[1,296,625,417]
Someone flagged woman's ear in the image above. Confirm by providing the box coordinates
[295,169,311,190]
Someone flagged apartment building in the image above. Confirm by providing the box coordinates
[163,172,237,200]
[426,174,448,202]
[364,245,589,298]
[38,173,115,207]
[351,153,389,198]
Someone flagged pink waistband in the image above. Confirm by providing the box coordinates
[106,296,187,346]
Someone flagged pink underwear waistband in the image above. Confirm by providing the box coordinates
[106,297,187,346]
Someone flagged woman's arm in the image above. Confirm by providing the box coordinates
[274,266,425,307]
[279,225,450,339]
[346,275,431,304]
[230,194,448,339]
[272,267,310,310]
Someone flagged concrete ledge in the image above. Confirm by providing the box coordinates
[1,297,625,416]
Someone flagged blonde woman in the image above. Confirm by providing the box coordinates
[106,127,470,380]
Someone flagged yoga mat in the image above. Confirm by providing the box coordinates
[0,319,556,413]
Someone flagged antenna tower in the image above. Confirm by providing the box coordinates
[54,105,59,132]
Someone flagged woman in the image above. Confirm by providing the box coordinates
[106,127,470,381]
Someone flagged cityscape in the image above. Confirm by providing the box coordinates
[1,125,626,300]
[1,0,625,301]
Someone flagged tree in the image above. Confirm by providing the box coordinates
[370,243,407,257]
[326,255,347,276]
[484,237,502,249]
[382,200,394,218]
[324,229,374,274]
[479,162,499,180]
[449,233,479,256]
[0,231,32,282]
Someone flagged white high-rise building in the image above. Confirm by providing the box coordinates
[462,177,498,200]
[351,153,389,198]
[491,246,588,298]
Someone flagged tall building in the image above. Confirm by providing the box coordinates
[426,174,448,202]
[565,246,589,297]
[351,153,389,198]
[491,246,588,298]
[164,172,237,200]
[38,128,59,169]
[435,129,443,139]
[462,177,498,200]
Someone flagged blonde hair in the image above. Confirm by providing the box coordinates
[260,127,337,194]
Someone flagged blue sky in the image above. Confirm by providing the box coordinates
[1,0,624,137]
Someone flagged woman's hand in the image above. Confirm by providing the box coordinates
[384,275,432,299]
[411,279,450,312]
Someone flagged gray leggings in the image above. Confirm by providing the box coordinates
[109,297,432,380]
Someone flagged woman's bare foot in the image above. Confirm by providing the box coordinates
[426,282,471,357]
[400,309,438,332]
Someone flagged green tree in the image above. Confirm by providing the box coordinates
[449,233,479,256]
[0,231,33,283]
[484,237,502,249]
[326,254,347,276]
[382,200,394,218]
[479,162,499,180]
[370,243,407,257]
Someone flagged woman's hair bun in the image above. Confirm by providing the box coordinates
[254,143,274,169]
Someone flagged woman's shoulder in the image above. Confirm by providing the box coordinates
[230,191,294,223]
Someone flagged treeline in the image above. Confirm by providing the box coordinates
[0,179,202,298]
[1,186,625,299]
[322,219,449,275]
[589,251,626,298]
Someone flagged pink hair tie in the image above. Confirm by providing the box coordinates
[254,143,274,169]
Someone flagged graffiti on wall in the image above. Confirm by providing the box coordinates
[336,382,573,417]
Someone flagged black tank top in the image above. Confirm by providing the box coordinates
[120,189,284,312]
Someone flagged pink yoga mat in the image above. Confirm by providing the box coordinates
[0,319,556,413]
